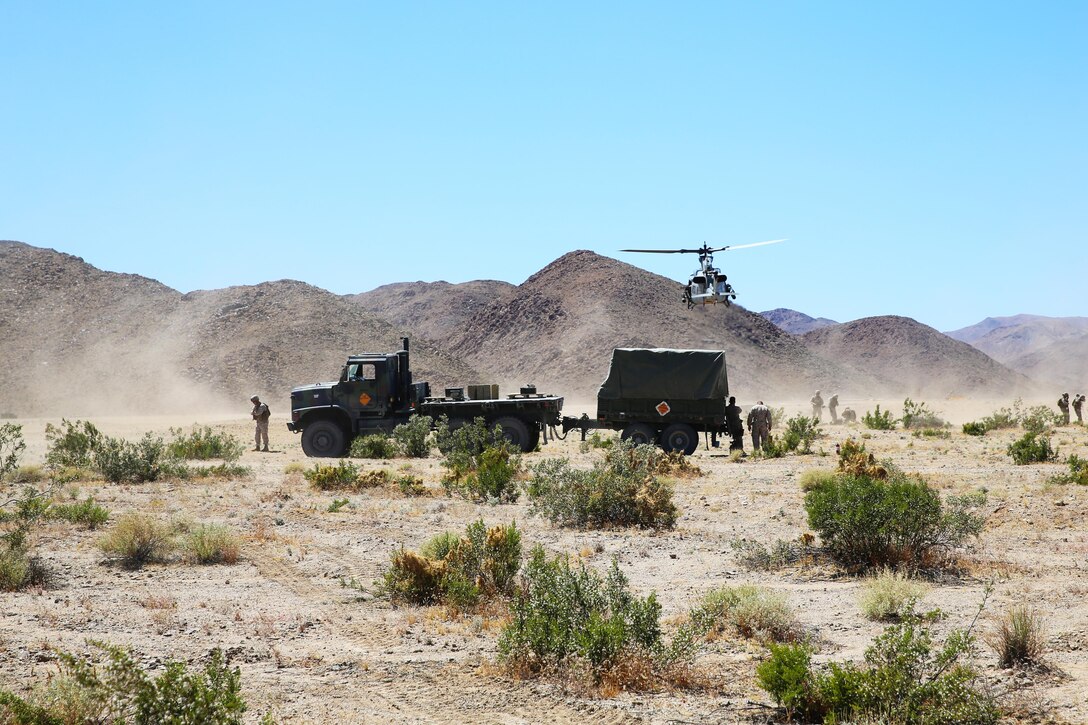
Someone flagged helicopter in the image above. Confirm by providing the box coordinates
[620,239,786,309]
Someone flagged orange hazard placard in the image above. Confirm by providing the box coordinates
[656,401,671,416]
[359,393,372,406]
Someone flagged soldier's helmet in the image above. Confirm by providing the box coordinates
[250,395,260,402]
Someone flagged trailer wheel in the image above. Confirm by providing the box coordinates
[527,426,541,452]
[661,423,698,455]
[301,420,347,457]
[621,423,657,447]
[495,417,533,452]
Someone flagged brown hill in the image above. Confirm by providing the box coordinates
[801,315,1033,398]
[351,280,516,346]
[759,308,839,335]
[1004,337,1088,393]
[0,241,478,415]
[359,250,881,402]
[945,315,1088,389]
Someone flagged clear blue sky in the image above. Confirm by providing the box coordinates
[2,2,1084,330]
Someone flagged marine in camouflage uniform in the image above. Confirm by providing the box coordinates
[828,394,840,424]
[811,390,824,422]
[251,395,270,451]
[1073,394,1084,424]
[724,396,744,452]
[1058,393,1070,425]
[840,407,857,423]
[747,401,773,450]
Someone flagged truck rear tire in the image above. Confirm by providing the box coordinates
[621,423,657,446]
[495,416,533,452]
[661,423,699,455]
[301,420,347,457]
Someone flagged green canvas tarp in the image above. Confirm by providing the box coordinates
[597,348,729,400]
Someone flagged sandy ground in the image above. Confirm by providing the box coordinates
[1,404,1086,724]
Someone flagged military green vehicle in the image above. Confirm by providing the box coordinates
[561,347,730,455]
[287,338,563,456]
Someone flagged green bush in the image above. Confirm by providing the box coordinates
[804,471,986,571]
[167,425,244,462]
[781,415,822,454]
[862,405,895,430]
[1052,454,1088,485]
[49,497,110,529]
[688,585,800,643]
[1007,432,1057,465]
[858,568,930,621]
[0,546,46,592]
[179,463,252,480]
[327,497,350,513]
[44,419,102,469]
[393,415,433,458]
[436,417,521,503]
[1018,404,1061,434]
[396,474,427,496]
[0,423,26,479]
[94,433,178,483]
[799,469,837,492]
[349,434,398,459]
[587,431,614,449]
[757,607,999,724]
[0,641,246,724]
[0,487,51,591]
[900,398,945,429]
[380,519,522,607]
[913,427,951,439]
[962,421,987,436]
[526,441,677,529]
[184,524,241,565]
[498,546,664,683]
[98,513,175,568]
[304,460,363,490]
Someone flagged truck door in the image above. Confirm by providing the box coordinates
[342,361,389,421]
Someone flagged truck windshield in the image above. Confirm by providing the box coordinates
[345,363,377,380]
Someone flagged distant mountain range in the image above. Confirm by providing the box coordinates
[0,241,1055,415]
[759,308,838,335]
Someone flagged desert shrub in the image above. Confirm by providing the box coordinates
[0,546,46,592]
[836,438,887,479]
[380,519,522,607]
[769,406,786,428]
[349,434,397,459]
[184,524,240,565]
[982,405,1018,431]
[49,497,110,529]
[526,441,677,529]
[587,431,614,449]
[94,433,177,483]
[1018,404,1061,434]
[781,415,821,454]
[689,585,801,643]
[862,405,896,430]
[498,546,666,685]
[858,568,930,621]
[962,421,987,436]
[900,398,945,430]
[9,464,45,483]
[396,474,427,496]
[98,513,175,568]
[44,419,102,469]
[304,460,362,489]
[392,415,432,458]
[989,605,1046,669]
[0,487,51,591]
[0,423,26,479]
[180,463,252,480]
[327,497,350,513]
[1051,454,1088,485]
[805,471,986,571]
[799,469,837,492]
[730,538,802,571]
[913,427,951,439]
[651,450,704,478]
[283,461,306,474]
[0,641,246,724]
[435,417,521,503]
[757,607,999,724]
[167,425,244,461]
[754,435,786,458]
[1006,432,1057,465]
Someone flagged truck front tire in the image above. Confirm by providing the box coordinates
[495,416,533,452]
[621,423,657,447]
[301,420,347,457]
[661,423,699,455]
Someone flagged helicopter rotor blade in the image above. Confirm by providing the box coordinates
[709,238,787,253]
[619,249,703,254]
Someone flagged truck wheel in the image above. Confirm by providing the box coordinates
[301,420,347,457]
[621,423,657,446]
[495,416,532,452]
[526,426,541,452]
[661,423,699,455]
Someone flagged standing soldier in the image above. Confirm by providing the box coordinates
[725,396,744,453]
[828,394,840,424]
[251,395,270,452]
[1058,393,1070,425]
[1073,394,1084,424]
[747,400,773,451]
[811,390,824,422]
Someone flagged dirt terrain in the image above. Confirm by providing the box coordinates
[2,402,1086,724]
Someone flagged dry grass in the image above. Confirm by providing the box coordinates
[989,605,1048,669]
[858,568,930,621]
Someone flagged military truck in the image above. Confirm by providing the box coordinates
[287,338,564,456]
[561,348,730,455]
